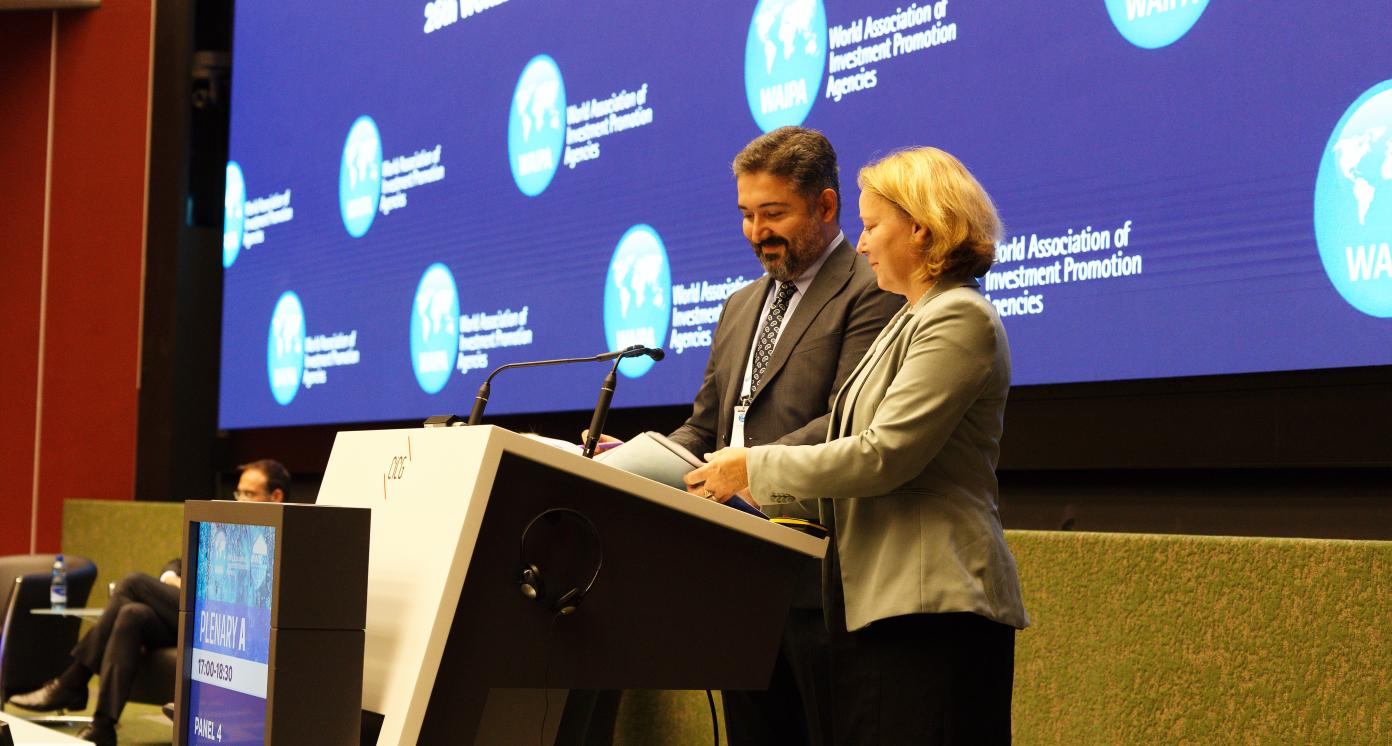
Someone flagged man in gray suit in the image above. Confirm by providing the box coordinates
[667,126,901,745]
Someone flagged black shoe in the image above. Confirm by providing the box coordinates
[75,721,116,746]
[161,701,175,721]
[6,678,88,712]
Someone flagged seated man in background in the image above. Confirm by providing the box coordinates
[6,459,292,746]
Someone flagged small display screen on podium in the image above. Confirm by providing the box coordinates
[184,522,277,746]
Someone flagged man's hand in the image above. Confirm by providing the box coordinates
[684,447,751,502]
[578,430,621,446]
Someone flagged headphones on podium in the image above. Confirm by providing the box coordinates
[518,508,604,616]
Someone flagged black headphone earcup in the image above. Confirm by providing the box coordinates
[519,508,602,618]
[554,587,582,616]
[519,564,543,600]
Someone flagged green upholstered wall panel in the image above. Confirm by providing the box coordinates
[614,690,725,745]
[613,531,1390,743]
[1010,530,1391,744]
[61,499,185,607]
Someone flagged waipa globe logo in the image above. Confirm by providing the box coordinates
[1105,0,1208,49]
[1314,79,1392,318]
[339,115,383,237]
[223,161,246,268]
[410,263,461,394]
[508,55,566,197]
[744,0,827,132]
[603,224,671,379]
[250,532,270,589]
[210,528,228,579]
[266,291,306,406]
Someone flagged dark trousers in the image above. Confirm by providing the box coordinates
[71,572,179,720]
[722,606,832,746]
[825,609,1015,745]
[554,689,620,746]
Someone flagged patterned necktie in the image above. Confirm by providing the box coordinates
[745,281,797,404]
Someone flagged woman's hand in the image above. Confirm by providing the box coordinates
[684,447,751,502]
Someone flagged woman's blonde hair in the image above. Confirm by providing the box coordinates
[857,147,1001,283]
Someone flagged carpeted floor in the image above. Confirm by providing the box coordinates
[5,681,172,745]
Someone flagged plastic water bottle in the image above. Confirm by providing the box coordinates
[50,553,67,611]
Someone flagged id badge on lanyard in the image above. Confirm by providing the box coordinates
[730,405,750,448]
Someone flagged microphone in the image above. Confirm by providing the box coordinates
[583,367,618,459]
[466,346,659,425]
[581,346,665,458]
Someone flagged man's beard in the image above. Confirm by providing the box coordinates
[752,220,826,283]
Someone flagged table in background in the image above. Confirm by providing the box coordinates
[29,608,104,620]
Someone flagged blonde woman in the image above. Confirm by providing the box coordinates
[688,147,1028,743]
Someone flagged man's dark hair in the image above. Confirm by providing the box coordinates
[732,126,840,217]
[238,459,293,501]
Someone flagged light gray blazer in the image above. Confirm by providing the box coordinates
[747,279,1029,631]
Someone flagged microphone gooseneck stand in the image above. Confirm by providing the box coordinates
[467,346,643,426]
[583,347,664,458]
[467,347,666,455]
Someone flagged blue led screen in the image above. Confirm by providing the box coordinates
[219,0,1392,427]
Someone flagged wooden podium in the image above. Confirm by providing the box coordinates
[316,425,825,745]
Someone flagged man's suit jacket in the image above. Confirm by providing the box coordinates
[667,236,902,475]
[747,279,1029,632]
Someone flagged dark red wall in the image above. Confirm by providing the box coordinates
[0,14,53,555]
[0,4,153,554]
